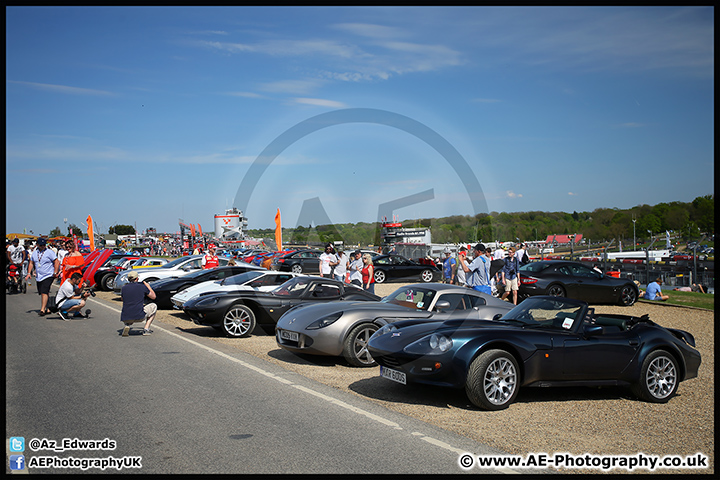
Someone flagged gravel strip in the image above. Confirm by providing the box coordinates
[97,283,714,474]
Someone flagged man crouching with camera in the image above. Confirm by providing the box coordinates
[120,270,157,336]
[56,272,91,320]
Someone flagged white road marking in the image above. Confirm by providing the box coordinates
[93,298,517,473]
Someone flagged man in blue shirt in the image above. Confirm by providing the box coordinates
[442,248,456,284]
[644,278,669,301]
[26,238,60,316]
[458,243,491,294]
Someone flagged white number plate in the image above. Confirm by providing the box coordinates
[280,330,299,342]
[380,366,406,385]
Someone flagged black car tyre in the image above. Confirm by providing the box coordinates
[291,264,303,274]
[374,270,386,284]
[466,349,520,411]
[420,269,434,282]
[546,284,566,298]
[101,274,115,291]
[619,284,637,306]
[144,277,158,283]
[342,323,378,367]
[632,350,679,403]
[222,304,256,338]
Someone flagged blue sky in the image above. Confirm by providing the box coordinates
[6,6,714,236]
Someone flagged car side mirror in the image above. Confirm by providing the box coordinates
[434,300,451,312]
[583,325,604,338]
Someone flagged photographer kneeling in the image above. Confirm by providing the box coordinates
[121,270,157,336]
[56,272,91,320]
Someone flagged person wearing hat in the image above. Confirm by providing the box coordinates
[202,246,219,269]
[120,269,157,336]
[7,238,26,283]
[442,247,456,284]
[319,243,338,278]
[26,237,60,315]
[458,243,492,295]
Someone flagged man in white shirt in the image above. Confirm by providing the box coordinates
[334,247,349,283]
[56,272,91,320]
[318,244,338,278]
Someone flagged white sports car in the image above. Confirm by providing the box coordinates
[170,270,302,309]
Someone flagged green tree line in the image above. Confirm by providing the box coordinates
[248,195,714,247]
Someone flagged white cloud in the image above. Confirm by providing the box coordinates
[8,81,114,96]
[506,191,523,198]
[292,98,347,108]
[568,192,578,196]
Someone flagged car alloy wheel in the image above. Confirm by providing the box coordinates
[291,264,303,274]
[633,350,679,403]
[466,349,519,410]
[619,284,637,306]
[420,269,433,282]
[222,304,256,338]
[374,270,386,284]
[102,274,115,291]
[342,323,378,367]
[547,284,566,297]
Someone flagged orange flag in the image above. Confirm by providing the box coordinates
[274,209,282,251]
[197,224,203,236]
[86,215,95,252]
[190,224,196,237]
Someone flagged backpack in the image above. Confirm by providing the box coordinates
[46,296,59,313]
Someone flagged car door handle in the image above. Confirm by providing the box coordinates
[629,340,639,346]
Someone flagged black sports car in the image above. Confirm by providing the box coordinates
[371,254,440,284]
[182,276,381,337]
[148,265,264,309]
[518,260,639,306]
[270,249,323,274]
[368,296,701,410]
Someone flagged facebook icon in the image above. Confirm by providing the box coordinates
[10,455,25,471]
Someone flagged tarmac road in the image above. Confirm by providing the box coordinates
[5,286,543,475]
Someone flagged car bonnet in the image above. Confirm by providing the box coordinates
[276,300,429,329]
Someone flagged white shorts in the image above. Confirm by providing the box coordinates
[505,277,519,291]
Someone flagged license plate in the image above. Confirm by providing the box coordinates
[380,366,406,385]
[280,330,299,342]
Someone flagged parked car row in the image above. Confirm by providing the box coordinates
[99,249,701,411]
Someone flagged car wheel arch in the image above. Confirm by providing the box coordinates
[639,345,687,383]
[460,340,526,384]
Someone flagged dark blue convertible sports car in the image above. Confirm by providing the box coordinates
[368,296,701,410]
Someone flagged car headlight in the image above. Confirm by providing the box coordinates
[373,323,397,338]
[306,311,343,330]
[404,333,453,355]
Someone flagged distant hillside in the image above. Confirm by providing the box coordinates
[247,195,714,246]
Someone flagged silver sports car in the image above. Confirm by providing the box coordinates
[275,283,514,367]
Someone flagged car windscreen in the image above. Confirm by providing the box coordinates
[161,256,195,268]
[221,271,265,286]
[500,297,584,331]
[380,286,437,310]
[272,276,315,297]
[519,261,552,273]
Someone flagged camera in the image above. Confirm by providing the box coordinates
[83,287,96,297]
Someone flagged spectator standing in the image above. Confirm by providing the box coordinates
[458,243,491,295]
[26,237,60,316]
[202,246,219,269]
[56,272,91,320]
[7,238,24,277]
[120,270,157,336]
[361,253,375,294]
[645,278,669,301]
[334,247,349,283]
[61,241,85,286]
[516,243,528,265]
[500,247,521,304]
[493,245,506,261]
[349,250,364,287]
[442,248,457,284]
[319,244,338,278]
[456,246,468,287]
